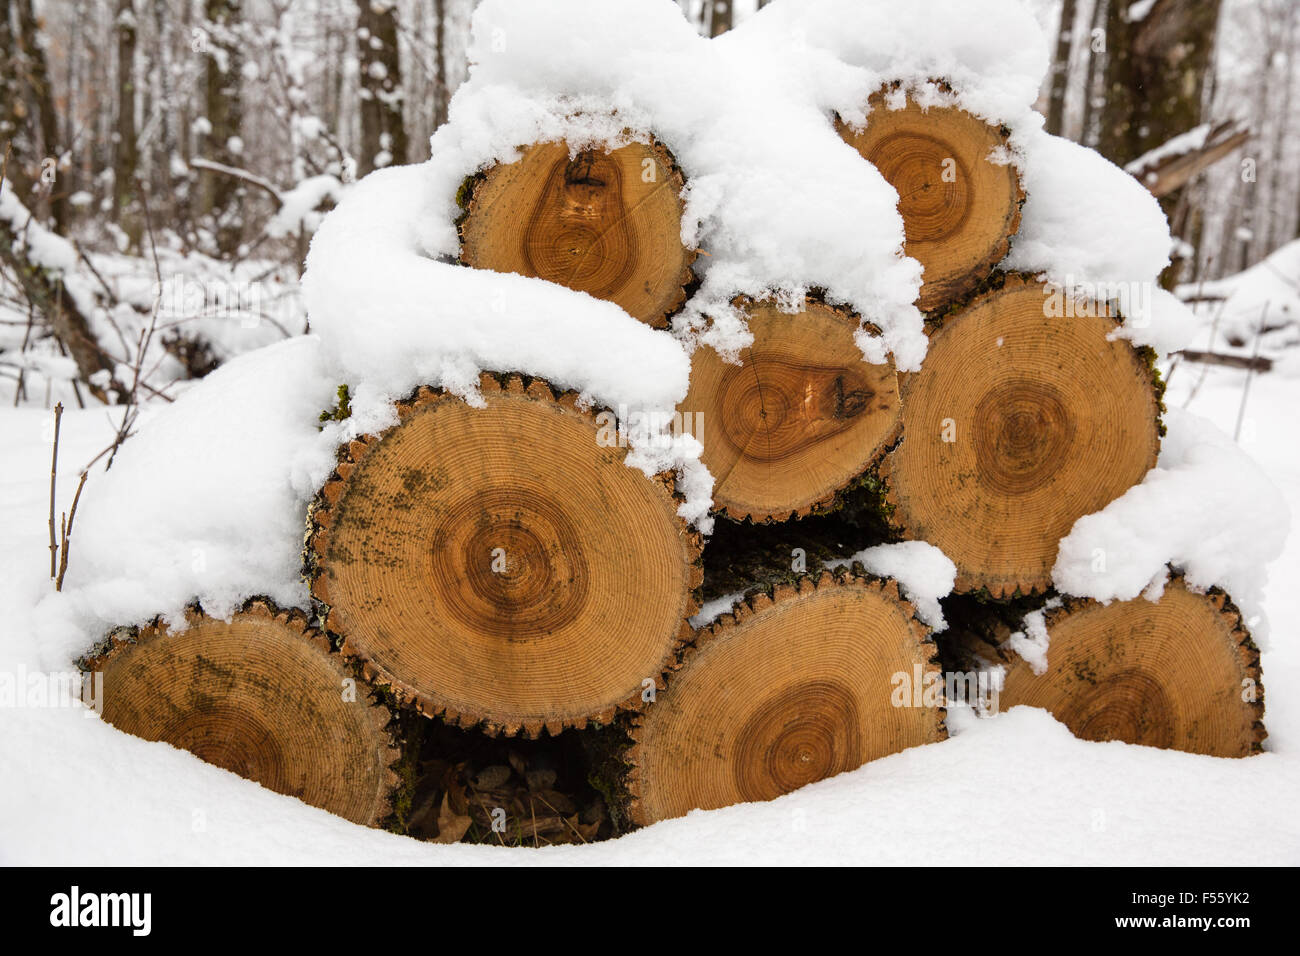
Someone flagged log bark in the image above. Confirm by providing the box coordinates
[681,297,901,522]
[459,139,694,327]
[307,373,704,737]
[81,602,400,825]
[624,569,945,825]
[838,86,1024,313]
[877,273,1162,598]
[944,575,1266,757]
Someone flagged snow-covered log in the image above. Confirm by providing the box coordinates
[878,274,1164,598]
[838,84,1024,313]
[458,139,695,327]
[943,575,1266,758]
[680,297,901,522]
[622,569,945,825]
[84,603,400,825]
[306,372,703,737]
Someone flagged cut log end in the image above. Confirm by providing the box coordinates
[308,374,703,736]
[459,139,695,327]
[682,299,901,522]
[838,88,1023,313]
[626,571,946,825]
[881,274,1162,597]
[994,578,1266,757]
[82,603,400,826]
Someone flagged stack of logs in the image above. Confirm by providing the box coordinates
[85,84,1265,841]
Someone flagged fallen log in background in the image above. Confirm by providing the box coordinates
[838,85,1024,313]
[1175,349,1274,373]
[459,139,695,327]
[1124,118,1251,199]
[680,297,901,522]
[307,373,703,737]
[877,273,1163,598]
[81,603,399,826]
[941,575,1266,757]
[622,569,945,825]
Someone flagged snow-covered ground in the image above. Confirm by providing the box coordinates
[0,354,1296,865]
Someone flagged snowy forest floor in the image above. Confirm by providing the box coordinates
[0,348,1297,864]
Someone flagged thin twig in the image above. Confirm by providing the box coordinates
[55,469,88,591]
[1233,302,1269,443]
[532,793,589,844]
[13,302,35,407]
[188,158,284,207]
[1182,296,1229,408]
[139,175,164,290]
[48,402,62,581]
[466,782,507,847]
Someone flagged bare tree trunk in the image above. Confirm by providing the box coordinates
[1098,0,1223,286]
[1264,11,1296,255]
[357,0,408,176]
[1046,0,1079,136]
[200,0,244,255]
[1079,0,1108,145]
[432,0,449,131]
[114,0,141,248]
[709,0,732,37]
[63,0,83,186]
[1097,0,1222,177]
[151,0,176,184]
[0,0,26,178]
[5,0,68,230]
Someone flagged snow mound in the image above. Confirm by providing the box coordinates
[734,0,1048,134]
[1178,238,1300,347]
[310,0,1089,385]
[1052,408,1291,643]
[34,338,338,664]
[301,163,711,528]
[305,0,1186,408]
[304,0,1188,534]
[433,0,925,368]
[1005,598,1063,675]
[1002,133,1193,354]
[825,540,956,632]
[302,165,692,415]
